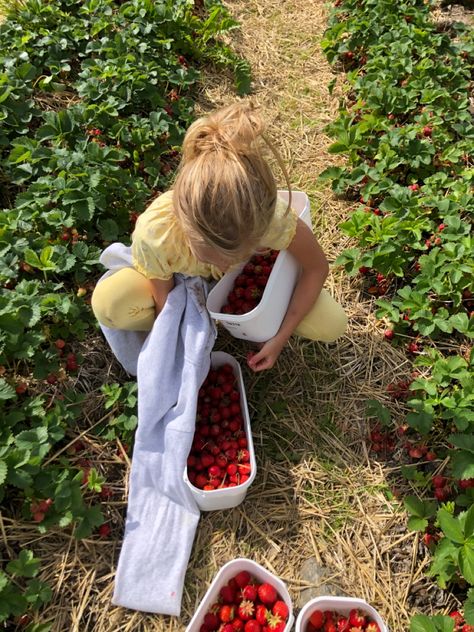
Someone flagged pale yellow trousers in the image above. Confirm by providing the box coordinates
[91,267,347,342]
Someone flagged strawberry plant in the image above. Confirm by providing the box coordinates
[322,0,474,627]
[0,0,249,625]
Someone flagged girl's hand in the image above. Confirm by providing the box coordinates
[246,336,286,372]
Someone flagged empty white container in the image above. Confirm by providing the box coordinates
[186,558,294,632]
[183,351,256,511]
[206,190,312,343]
[295,596,388,632]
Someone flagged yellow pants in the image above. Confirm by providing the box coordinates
[91,268,347,342]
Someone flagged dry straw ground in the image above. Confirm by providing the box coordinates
[4,1,461,630]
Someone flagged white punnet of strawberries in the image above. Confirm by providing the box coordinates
[221,250,279,315]
[187,364,251,491]
[200,570,289,632]
[306,608,381,632]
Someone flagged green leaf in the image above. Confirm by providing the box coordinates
[6,550,40,578]
[408,516,428,532]
[459,541,474,584]
[465,505,474,538]
[438,509,465,544]
[365,399,391,425]
[0,571,8,593]
[0,461,7,486]
[451,451,474,480]
[449,434,474,454]
[404,495,436,519]
[0,379,16,401]
[410,615,454,632]
[465,588,474,624]
[407,411,434,435]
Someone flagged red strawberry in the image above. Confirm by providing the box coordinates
[366,623,380,632]
[245,621,261,632]
[257,583,277,606]
[242,584,258,601]
[238,601,255,621]
[266,614,285,632]
[309,610,325,629]
[434,487,450,501]
[324,623,336,632]
[220,585,236,604]
[233,620,244,632]
[219,605,235,623]
[256,605,269,625]
[462,626,474,632]
[348,610,366,628]
[459,478,474,489]
[432,475,447,488]
[422,126,432,137]
[98,523,111,538]
[449,612,463,626]
[336,618,349,632]
[272,602,288,621]
[204,613,220,630]
[384,329,394,341]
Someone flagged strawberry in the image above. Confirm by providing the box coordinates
[366,624,381,632]
[336,618,349,632]
[449,612,463,626]
[219,605,235,623]
[459,478,474,489]
[432,475,447,488]
[238,601,256,621]
[220,585,236,604]
[435,487,450,501]
[245,621,261,632]
[266,614,285,632]
[233,620,244,632]
[309,610,325,629]
[272,602,289,621]
[324,623,336,632]
[422,126,432,137]
[348,610,366,628]
[98,523,111,537]
[242,584,258,601]
[462,626,474,632]
[256,605,269,625]
[257,583,277,606]
[204,613,220,630]
[384,329,394,341]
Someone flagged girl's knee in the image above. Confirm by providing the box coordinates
[318,308,348,342]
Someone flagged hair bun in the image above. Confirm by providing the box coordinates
[182,102,264,160]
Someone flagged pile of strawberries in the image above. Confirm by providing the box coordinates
[306,608,380,632]
[187,364,251,491]
[199,570,289,632]
[449,610,474,632]
[221,250,279,315]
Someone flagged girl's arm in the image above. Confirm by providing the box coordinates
[149,277,175,315]
[247,219,329,372]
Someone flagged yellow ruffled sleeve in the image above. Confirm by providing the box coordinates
[131,191,178,281]
[260,196,298,251]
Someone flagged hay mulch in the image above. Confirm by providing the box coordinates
[4,1,457,630]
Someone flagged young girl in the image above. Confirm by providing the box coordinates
[91,102,347,372]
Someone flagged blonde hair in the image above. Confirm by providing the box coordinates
[173,102,291,262]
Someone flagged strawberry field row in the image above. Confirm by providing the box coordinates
[321,1,473,630]
[0,0,249,626]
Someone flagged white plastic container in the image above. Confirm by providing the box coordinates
[186,558,294,632]
[295,596,388,632]
[183,351,256,511]
[206,190,312,343]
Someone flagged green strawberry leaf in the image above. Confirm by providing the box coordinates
[459,541,474,584]
[6,550,40,578]
[438,509,465,544]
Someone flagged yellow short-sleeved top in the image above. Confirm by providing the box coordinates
[131,190,298,281]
